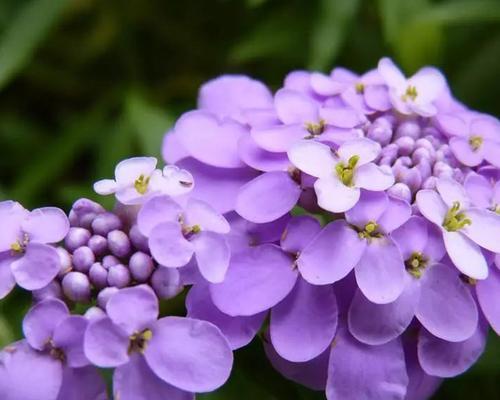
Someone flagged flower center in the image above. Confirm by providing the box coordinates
[442,201,471,232]
[355,82,365,94]
[134,174,150,195]
[468,135,483,151]
[305,119,326,137]
[405,252,428,279]
[128,329,153,354]
[491,204,500,214]
[402,85,418,102]
[357,221,382,240]
[335,155,359,186]
[10,233,29,254]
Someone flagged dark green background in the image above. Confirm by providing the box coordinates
[0,0,499,398]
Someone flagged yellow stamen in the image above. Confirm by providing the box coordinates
[468,135,483,151]
[134,174,150,195]
[402,85,418,102]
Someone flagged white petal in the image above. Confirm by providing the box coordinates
[436,177,470,208]
[115,157,157,185]
[314,176,360,213]
[443,231,488,280]
[416,190,447,227]
[93,179,117,195]
[463,208,500,253]
[338,138,381,165]
[354,163,394,191]
[287,140,336,178]
[378,58,406,89]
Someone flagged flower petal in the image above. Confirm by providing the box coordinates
[348,282,418,345]
[11,243,60,291]
[251,124,307,153]
[114,354,194,400]
[416,263,478,342]
[22,207,69,245]
[298,220,365,285]
[83,317,130,368]
[137,195,183,237]
[186,284,265,350]
[144,317,233,392]
[106,285,159,335]
[192,232,230,283]
[354,163,394,191]
[416,189,447,226]
[270,278,337,362]
[338,138,381,165]
[280,215,321,254]
[463,208,500,253]
[238,134,290,172]
[22,298,69,351]
[436,177,470,208]
[57,365,108,400]
[115,157,157,185]
[274,89,319,124]
[449,137,484,167]
[0,201,27,252]
[52,316,89,368]
[391,216,428,259]
[442,231,488,279]
[355,239,406,304]
[93,179,118,195]
[0,253,15,299]
[345,190,388,229]
[236,171,301,223]
[210,244,298,316]
[476,267,500,334]
[314,176,361,213]
[148,222,194,268]
[185,199,230,234]
[287,140,336,178]
[378,57,406,88]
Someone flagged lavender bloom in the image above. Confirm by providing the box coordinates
[378,58,446,117]
[0,202,69,298]
[0,298,106,400]
[288,138,394,212]
[94,157,193,204]
[298,191,410,303]
[417,177,500,279]
[137,195,230,283]
[83,285,232,397]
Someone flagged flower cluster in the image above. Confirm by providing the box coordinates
[1,57,499,400]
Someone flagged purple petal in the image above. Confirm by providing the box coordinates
[186,284,265,350]
[298,221,365,285]
[57,366,108,400]
[11,243,60,290]
[192,231,230,283]
[463,208,500,253]
[52,316,89,368]
[0,253,15,299]
[345,190,388,229]
[0,201,27,252]
[442,231,488,279]
[287,140,336,178]
[274,88,319,124]
[378,57,406,88]
[310,72,344,96]
[251,124,307,153]
[264,340,329,391]
[355,239,406,304]
[22,207,69,244]
[416,189,447,226]
[326,329,408,400]
[364,85,391,111]
[210,244,298,316]
[280,215,321,254]
[464,172,493,208]
[162,131,189,164]
[348,282,418,345]
[235,171,301,223]
[144,316,233,392]
[476,267,500,334]
[391,216,428,259]
[22,298,69,351]
[355,163,394,191]
[83,317,129,368]
[238,133,290,172]
[417,322,487,378]
[184,199,230,234]
[137,195,182,237]
[377,195,411,233]
[177,158,259,214]
[270,278,337,362]
[320,106,366,128]
[175,111,246,168]
[338,137,381,165]
[114,354,194,400]
[483,139,500,168]
[148,222,194,268]
[106,285,159,335]
[416,263,478,342]
[0,341,63,400]
[198,75,272,121]
[449,137,483,166]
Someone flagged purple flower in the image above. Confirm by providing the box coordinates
[137,195,230,283]
[288,138,394,212]
[94,157,194,205]
[464,171,500,212]
[378,57,446,116]
[0,201,69,298]
[0,298,106,400]
[416,177,500,279]
[347,216,478,345]
[83,285,233,398]
[476,266,500,334]
[298,190,410,303]
[436,112,500,167]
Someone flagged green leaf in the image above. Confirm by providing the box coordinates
[0,0,70,90]
[126,92,174,160]
[308,0,361,70]
[414,0,500,25]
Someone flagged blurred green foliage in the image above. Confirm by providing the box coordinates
[0,0,499,398]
